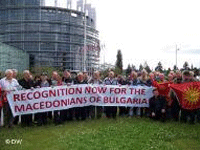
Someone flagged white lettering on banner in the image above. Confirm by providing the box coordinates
[6,85,153,117]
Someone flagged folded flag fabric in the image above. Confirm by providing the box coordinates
[153,81,172,106]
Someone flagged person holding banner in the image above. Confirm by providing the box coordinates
[137,69,152,117]
[104,71,118,119]
[61,70,73,122]
[0,69,20,128]
[74,72,88,120]
[180,70,197,124]
[18,70,34,127]
[12,69,20,125]
[51,71,63,125]
[149,88,167,122]
[126,71,139,117]
[88,71,103,119]
[34,73,49,126]
[117,75,127,117]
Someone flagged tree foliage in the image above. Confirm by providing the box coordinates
[126,64,132,76]
[115,50,123,74]
[144,61,151,73]
[155,61,163,72]
[183,61,189,70]
[139,64,143,71]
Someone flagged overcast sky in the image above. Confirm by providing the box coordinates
[47,0,200,70]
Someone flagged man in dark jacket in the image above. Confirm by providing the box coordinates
[74,72,88,120]
[18,70,34,126]
[60,70,73,122]
[88,71,103,119]
[104,71,118,119]
[149,88,167,122]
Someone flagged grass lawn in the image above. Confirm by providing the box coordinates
[0,117,200,150]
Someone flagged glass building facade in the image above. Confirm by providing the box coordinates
[0,42,29,72]
[0,0,100,72]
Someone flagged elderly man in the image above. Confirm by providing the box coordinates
[18,70,34,127]
[12,69,18,79]
[60,70,73,122]
[104,71,118,119]
[88,71,103,119]
[74,72,88,120]
[180,70,197,124]
[0,69,20,128]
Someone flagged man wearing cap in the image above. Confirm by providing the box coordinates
[149,88,167,122]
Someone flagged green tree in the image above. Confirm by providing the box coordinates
[144,61,151,73]
[131,64,136,71]
[183,61,189,70]
[139,64,144,71]
[126,64,132,76]
[166,68,171,75]
[173,65,178,71]
[155,61,163,72]
[191,64,194,70]
[115,50,123,74]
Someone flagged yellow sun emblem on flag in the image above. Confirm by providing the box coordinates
[183,86,200,104]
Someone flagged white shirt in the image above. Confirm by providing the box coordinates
[0,77,20,91]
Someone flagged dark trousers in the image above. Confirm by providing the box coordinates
[13,116,19,125]
[140,108,145,117]
[197,110,200,123]
[125,107,131,116]
[35,112,47,126]
[171,101,180,121]
[88,106,95,119]
[54,110,62,124]
[119,106,126,116]
[3,102,14,127]
[60,109,68,122]
[105,106,117,118]
[151,110,166,122]
[60,109,73,121]
[96,106,103,119]
[133,107,138,116]
[75,107,86,120]
[166,107,172,120]
[21,114,32,126]
[180,110,196,123]
[47,111,52,120]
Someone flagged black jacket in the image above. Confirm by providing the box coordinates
[149,95,167,112]
[18,78,34,89]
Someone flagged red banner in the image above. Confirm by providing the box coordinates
[170,82,200,110]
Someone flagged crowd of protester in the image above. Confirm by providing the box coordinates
[0,68,200,128]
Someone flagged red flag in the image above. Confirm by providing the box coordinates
[170,82,200,110]
[153,81,172,106]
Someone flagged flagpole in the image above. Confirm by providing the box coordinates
[176,44,177,69]
[176,44,179,70]
[83,0,87,72]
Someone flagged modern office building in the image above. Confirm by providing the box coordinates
[0,0,100,72]
[0,42,29,72]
